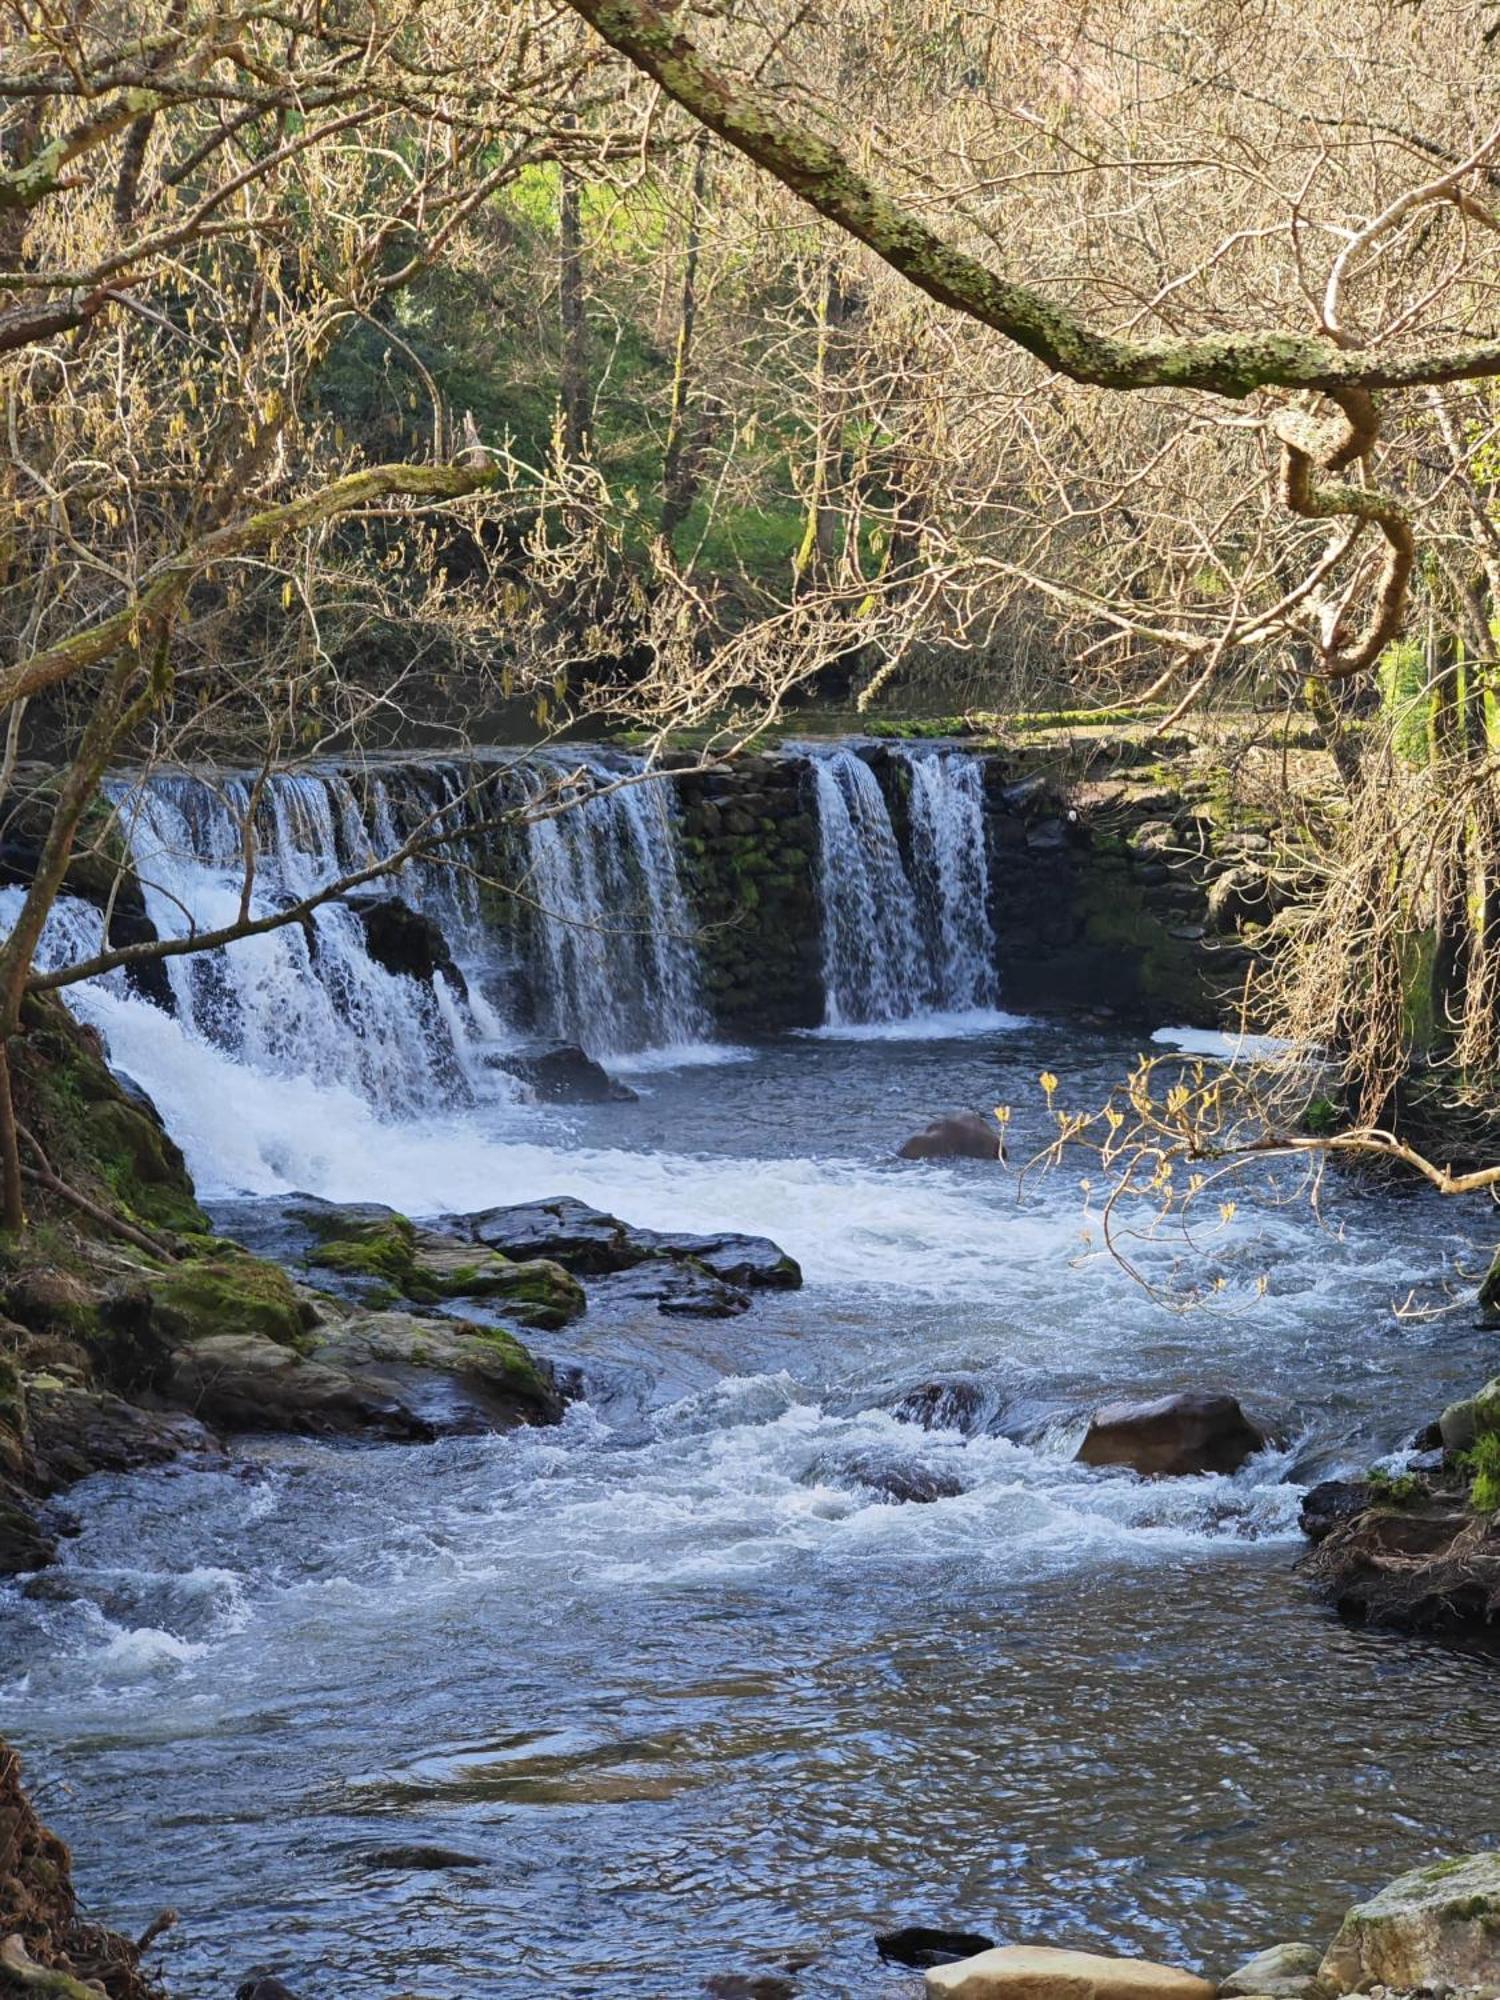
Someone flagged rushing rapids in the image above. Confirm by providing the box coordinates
[3,745,1498,1999]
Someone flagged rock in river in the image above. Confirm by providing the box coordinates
[876,1927,999,1968]
[1320,1854,1500,1994]
[898,1112,1005,1161]
[488,1040,639,1103]
[925,1946,1216,2000]
[1076,1391,1264,1477]
[1298,1480,1372,1546]
[445,1196,802,1289]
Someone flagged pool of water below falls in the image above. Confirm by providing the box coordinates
[4,1019,1499,2000]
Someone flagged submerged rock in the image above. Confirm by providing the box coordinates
[488,1041,639,1103]
[703,1977,796,2000]
[891,1377,997,1434]
[925,1946,1216,2000]
[898,1113,1005,1162]
[360,1845,485,1872]
[1320,1854,1500,1993]
[841,1452,964,1504]
[876,1927,998,1968]
[236,1975,304,2000]
[1077,1392,1264,1478]
[1217,1942,1324,1999]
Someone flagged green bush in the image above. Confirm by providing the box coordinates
[1465,1431,1500,1512]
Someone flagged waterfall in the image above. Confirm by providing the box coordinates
[520,758,711,1056]
[105,768,508,1112]
[812,752,927,1026]
[811,746,998,1026]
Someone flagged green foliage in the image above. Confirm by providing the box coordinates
[1464,1431,1500,1511]
[1366,1467,1424,1508]
[1301,1094,1341,1135]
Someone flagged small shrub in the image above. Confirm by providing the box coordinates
[1465,1432,1500,1512]
[1366,1467,1424,1508]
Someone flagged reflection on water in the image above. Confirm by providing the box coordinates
[2,1024,1496,1998]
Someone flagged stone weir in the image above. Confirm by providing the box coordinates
[670,737,1280,1034]
[1,732,1293,1056]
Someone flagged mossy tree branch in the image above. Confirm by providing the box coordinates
[558,0,1500,401]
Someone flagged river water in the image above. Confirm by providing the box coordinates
[3,1010,1499,1999]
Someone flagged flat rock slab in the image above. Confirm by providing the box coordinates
[926,1947,1216,2000]
[445,1197,802,1289]
[1320,1853,1500,1993]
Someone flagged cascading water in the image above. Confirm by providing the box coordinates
[0,751,721,1196]
[105,768,507,1111]
[520,756,711,1056]
[811,745,999,1026]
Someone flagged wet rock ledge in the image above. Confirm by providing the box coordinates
[1299,1365,1500,1634]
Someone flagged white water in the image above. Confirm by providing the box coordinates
[521,757,710,1054]
[811,746,999,1027]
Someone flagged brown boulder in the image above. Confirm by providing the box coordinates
[899,1113,1004,1162]
[1076,1391,1263,1477]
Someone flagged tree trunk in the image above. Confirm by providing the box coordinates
[661,134,711,545]
[558,151,589,464]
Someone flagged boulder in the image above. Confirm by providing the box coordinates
[1217,1943,1324,2000]
[0,1478,55,1576]
[1076,1392,1264,1477]
[925,1947,1215,2000]
[1320,1854,1500,1994]
[146,1255,317,1352]
[488,1041,638,1103]
[350,895,466,992]
[653,1266,753,1319]
[453,1196,645,1274]
[287,1202,586,1328]
[312,1308,564,1433]
[164,1333,426,1439]
[1302,1499,1500,1630]
[899,1114,1004,1162]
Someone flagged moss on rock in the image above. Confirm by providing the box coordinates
[301,1207,586,1326]
[147,1253,316,1352]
